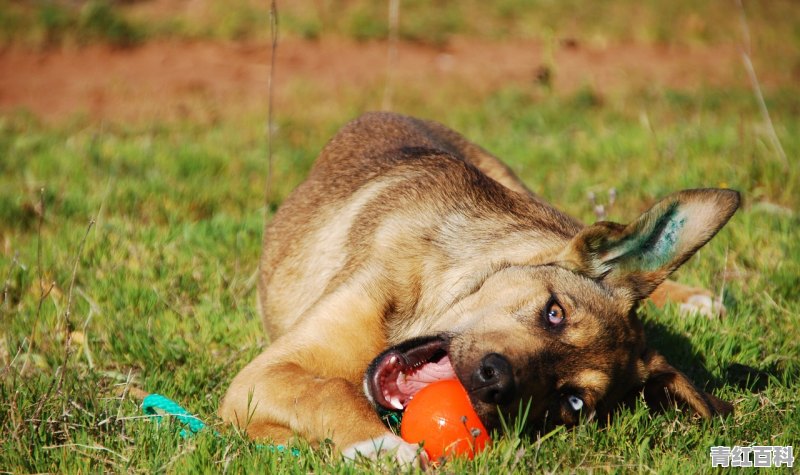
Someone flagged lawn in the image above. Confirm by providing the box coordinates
[1,1,799,473]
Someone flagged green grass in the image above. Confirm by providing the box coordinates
[3,0,800,54]
[0,0,144,48]
[1,82,798,472]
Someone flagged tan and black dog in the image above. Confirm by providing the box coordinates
[220,112,738,464]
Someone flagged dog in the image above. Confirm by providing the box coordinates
[219,112,738,464]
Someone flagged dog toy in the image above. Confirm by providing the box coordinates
[142,393,207,437]
[400,379,490,461]
[141,393,299,455]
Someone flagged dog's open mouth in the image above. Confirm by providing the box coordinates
[366,335,457,411]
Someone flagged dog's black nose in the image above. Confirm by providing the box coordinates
[471,353,515,405]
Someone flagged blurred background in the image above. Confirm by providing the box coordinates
[1,0,798,125]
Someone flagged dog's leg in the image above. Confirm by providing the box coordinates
[243,421,296,443]
[220,278,423,464]
[221,356,390,446]
[649,280,725,317]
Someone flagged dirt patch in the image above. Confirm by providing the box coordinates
[0,37,768,124]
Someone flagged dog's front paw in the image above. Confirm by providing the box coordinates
[342,433,427,467]
[679,293,725,318]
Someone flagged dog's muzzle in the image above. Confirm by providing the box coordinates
[469,352,516,406]
[364,335,455,411]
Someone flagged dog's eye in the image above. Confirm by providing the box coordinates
[545,300,565,326]
[567,395,584,412]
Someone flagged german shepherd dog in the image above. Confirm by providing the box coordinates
[220,112,738,464]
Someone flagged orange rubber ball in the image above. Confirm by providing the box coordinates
[400,379,490,461]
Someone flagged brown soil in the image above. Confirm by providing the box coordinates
[0,37,766,124]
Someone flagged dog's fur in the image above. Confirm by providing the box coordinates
[220,112,739,463]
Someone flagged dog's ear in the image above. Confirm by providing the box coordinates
[637,350,733,417]
[557,189,740,300]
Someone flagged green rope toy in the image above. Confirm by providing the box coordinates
[141,393,300,455]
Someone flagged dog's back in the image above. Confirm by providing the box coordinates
[259,112,581,338]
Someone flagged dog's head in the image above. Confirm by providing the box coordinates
[365,189,739,432]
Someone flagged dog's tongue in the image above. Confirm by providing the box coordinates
[396,355,457,398]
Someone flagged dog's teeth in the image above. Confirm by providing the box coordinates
[389,355,397,364]
[390,397,403,410]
